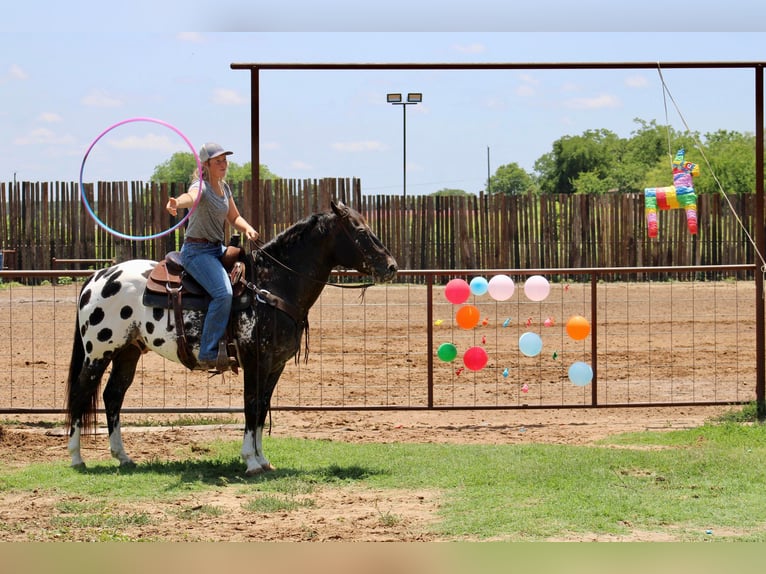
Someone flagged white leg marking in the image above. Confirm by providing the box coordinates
[241,427,273,475]
[68,425,84,467]
[109,421,135,466]
[255,426,273,471]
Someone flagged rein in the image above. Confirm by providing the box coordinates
[247,212,375,292]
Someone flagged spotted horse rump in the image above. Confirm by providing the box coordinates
[66,201,398,475]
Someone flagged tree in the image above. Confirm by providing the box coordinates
[151,153,279,184]
[488,162,536,195]
[432,188,471,196]
[535,129,622,194]
[150,152,198,184]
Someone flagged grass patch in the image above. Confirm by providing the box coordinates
[1,423,765,541]
[243,494,315,513]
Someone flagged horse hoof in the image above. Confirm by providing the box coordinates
[119,460,137,469]
[71,462,87,471]
[245,466,264,477]
[261,463,276,472]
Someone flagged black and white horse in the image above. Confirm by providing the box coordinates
[66,201,397,475]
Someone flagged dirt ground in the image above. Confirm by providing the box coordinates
[0,279,757,541]
[0,404,739,542]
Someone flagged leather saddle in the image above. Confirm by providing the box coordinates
[142,245,250,370]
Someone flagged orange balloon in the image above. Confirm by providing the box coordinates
[566,315,591,341]
[456,305,480,330]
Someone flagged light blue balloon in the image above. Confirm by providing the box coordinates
[518,332,543,357]
[470,276,489,296]
[568,361,593,386]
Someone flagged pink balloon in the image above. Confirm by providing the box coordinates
[463,346,489,371]
[524,275,550,302]
[444,278,471,304]
[488,274,515,301]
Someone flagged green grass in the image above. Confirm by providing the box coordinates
[1,419,765,541]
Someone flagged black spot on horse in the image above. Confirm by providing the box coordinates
[79,289,92,310]
[146,322,155,334]
[97,328,112,342]
[85,341,93,354]
[101,269,124,298]
[94,268,109,282]
[152,338,165,347]
[153,308,164,321]
[120,306,133,320]
[80,323,88,337]
[89,307,105,326]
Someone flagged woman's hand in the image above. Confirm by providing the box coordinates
[166,197,178,216]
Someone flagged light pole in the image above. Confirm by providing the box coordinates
[387,93,421,269]
[386,92,422,201]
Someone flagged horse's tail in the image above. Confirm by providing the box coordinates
[65,282,99,434]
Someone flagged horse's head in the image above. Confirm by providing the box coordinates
[330,201,398,283]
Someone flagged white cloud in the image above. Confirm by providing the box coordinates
[9,64,28,80]
[14,127,75,146]
[177,32,205,43]
[109,133,180,152]
[625,74,649,88]
[452,43,485,54]
[38,112,63,123]
[211,87,247,105]
[261,141,280,150]
[81,89,123,108]
[290,160,313,170]
[564,93,621,110]
[515,84,536,97]
[331,140,386,152]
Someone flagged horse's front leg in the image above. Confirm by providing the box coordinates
[241,368,282,476]
[241,426,275,476]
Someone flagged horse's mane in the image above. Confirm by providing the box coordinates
[258,211,333,260]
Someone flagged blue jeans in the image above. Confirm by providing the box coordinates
[180,242,232,361]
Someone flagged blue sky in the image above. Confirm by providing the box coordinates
[2,4,766,195]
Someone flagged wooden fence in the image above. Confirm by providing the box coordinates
[0,178,757,277]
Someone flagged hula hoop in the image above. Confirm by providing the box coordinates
[79,117,203,241]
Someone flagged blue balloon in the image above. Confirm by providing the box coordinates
[469,276,489,296]
[518,332,543,357]
[568,361,593,386]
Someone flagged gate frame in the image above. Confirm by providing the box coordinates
[231,60,766,416]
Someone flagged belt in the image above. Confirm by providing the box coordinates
[185,237,222,246]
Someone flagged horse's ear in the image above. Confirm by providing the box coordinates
[331,201,347,217]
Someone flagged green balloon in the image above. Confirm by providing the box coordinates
[437,342,458,362]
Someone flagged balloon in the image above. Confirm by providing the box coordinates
[524,275,550,301]
[444,278,470,304]
[469,276,489,296]
[463,346,489,371]
[455,305,480,330]
[437,342,458,362]
[568,361,593,386]
[518,332,543,357]
[488,274,515,301]
[566,315,591,341]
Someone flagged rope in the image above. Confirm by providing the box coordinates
[657,64,766,272]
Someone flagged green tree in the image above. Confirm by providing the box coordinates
[535,129,622,194]
[151,153,279,184]
[151,152,198,184]
[488,162,537,195]
[432,188,471,196]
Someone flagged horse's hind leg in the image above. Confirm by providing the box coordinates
[67,358,111,468]
[242,368,283,476]
[103,345,142,467]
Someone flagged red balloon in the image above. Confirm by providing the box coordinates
[456,305,480,329]
[444,278,470,304]
[463,346,489,371]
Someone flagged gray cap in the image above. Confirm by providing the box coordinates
[199,142,233,163]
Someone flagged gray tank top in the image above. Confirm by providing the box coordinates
[185,180,231,243]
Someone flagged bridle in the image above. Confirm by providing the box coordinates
[247,210,377,292]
